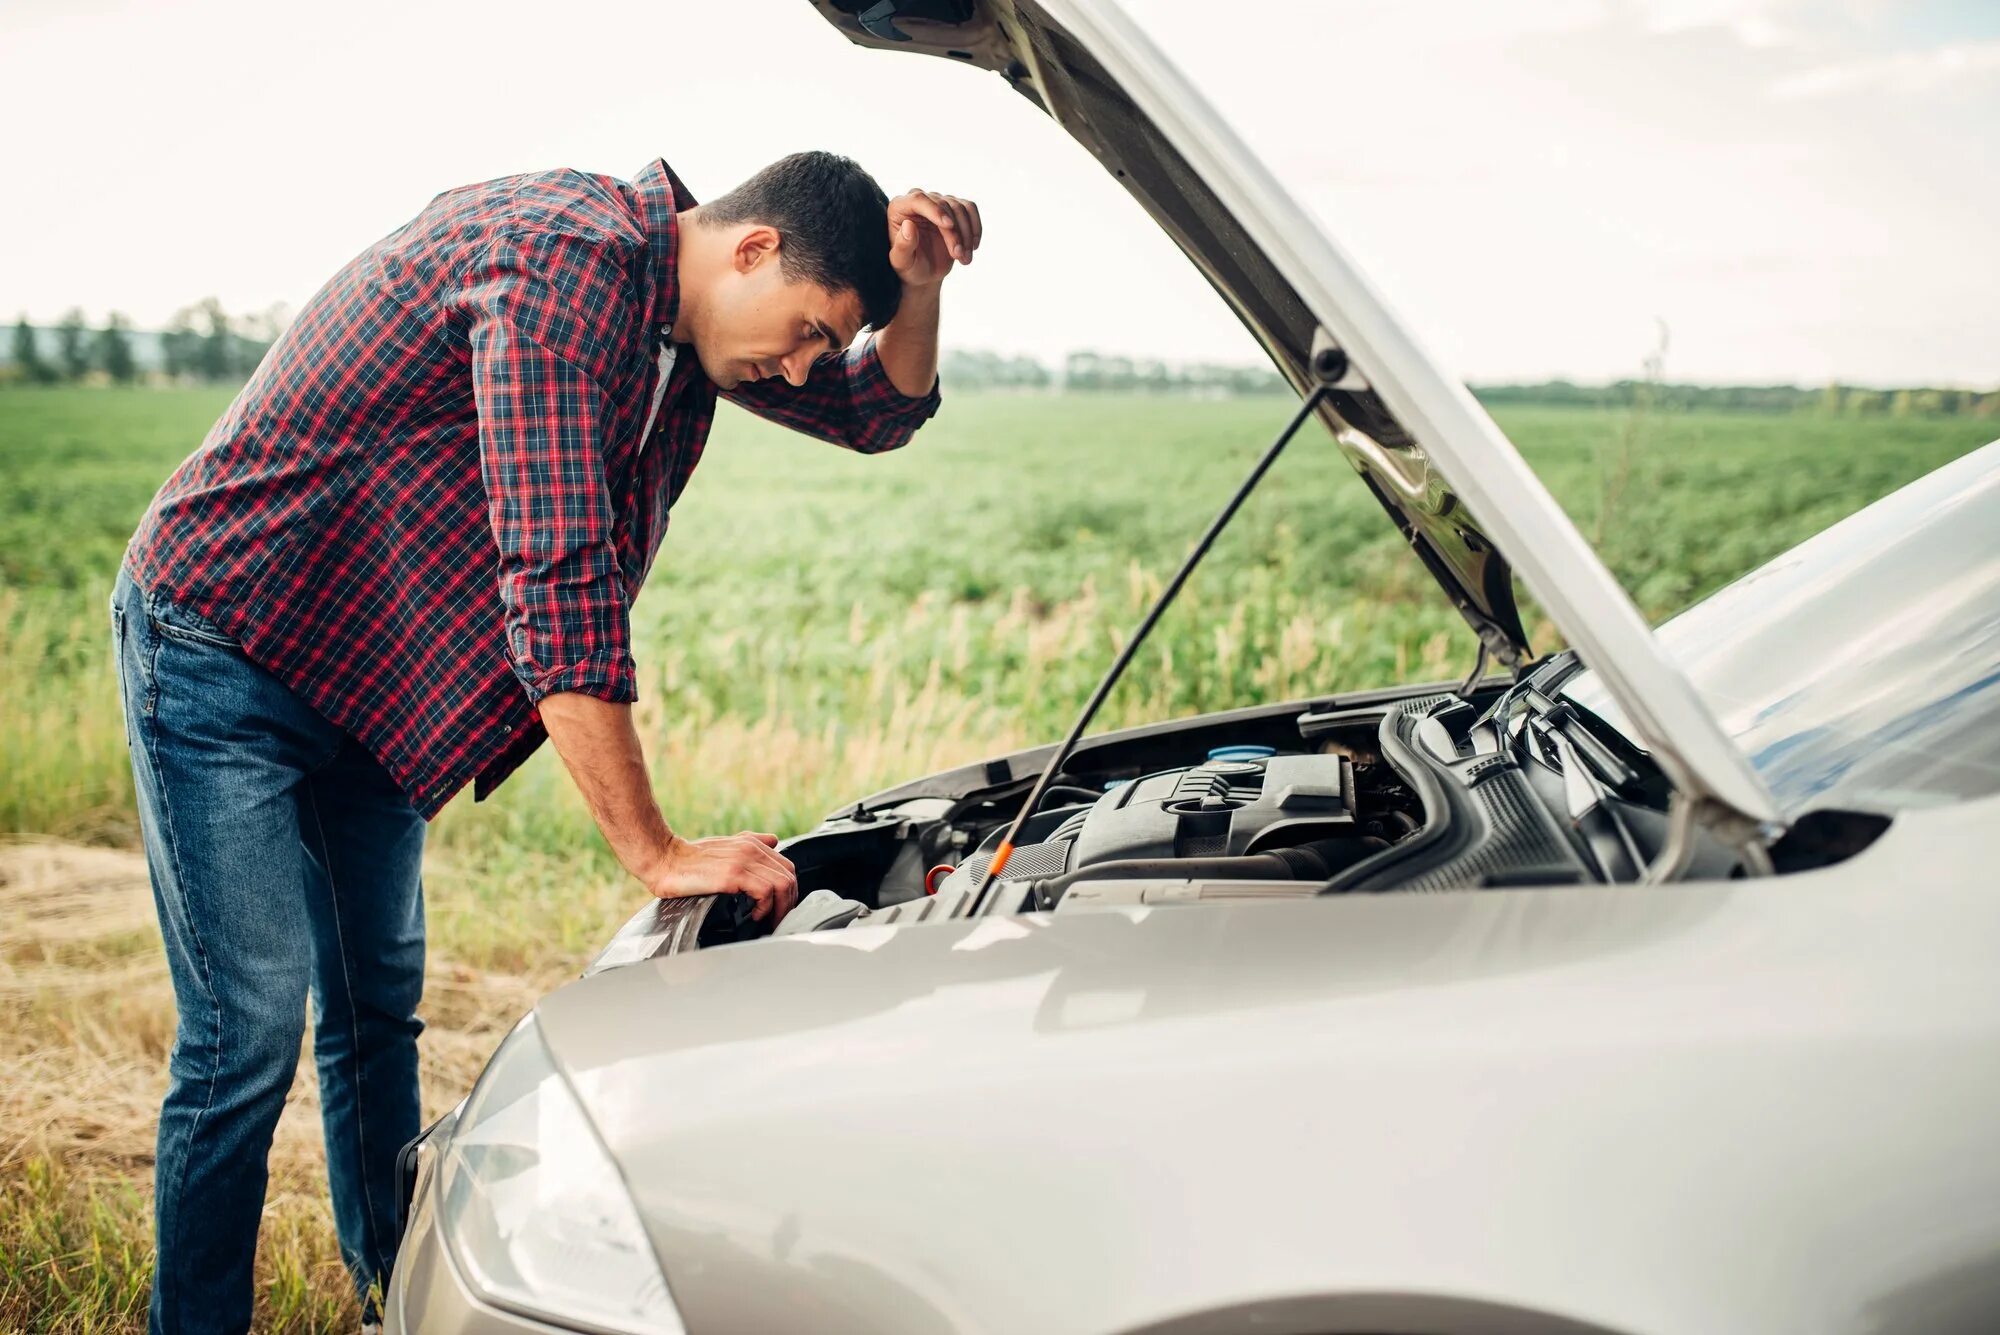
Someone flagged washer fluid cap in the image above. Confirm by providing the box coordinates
[1206,744,1276,761]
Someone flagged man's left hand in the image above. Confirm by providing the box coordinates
[888,189,982,289]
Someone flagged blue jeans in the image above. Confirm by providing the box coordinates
[112,569,426,1334]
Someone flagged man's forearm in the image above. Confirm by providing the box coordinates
[537,691,673,883]
[537,690,801,917]
[874,280,941,398]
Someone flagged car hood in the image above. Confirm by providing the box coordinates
[808,0,1779,830]
[539,892,1740,1333]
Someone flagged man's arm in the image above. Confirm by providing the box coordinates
[538,694,798,921]
[874,188,979,396]
[461,226,798,919]
[724,334,940,454]
[872,274,941,399]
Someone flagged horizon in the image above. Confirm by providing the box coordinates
[5,314,1993,394]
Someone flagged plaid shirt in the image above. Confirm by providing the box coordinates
[127,159,940,818]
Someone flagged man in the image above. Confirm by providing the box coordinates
[112,151,980,1334]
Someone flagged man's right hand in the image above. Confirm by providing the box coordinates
[537,691,802,925]
[646,831,799,923]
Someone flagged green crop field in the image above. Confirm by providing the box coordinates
[1,383,1992,1330]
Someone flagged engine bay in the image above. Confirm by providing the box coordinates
[583,656,1889,973]
[589,656,1893,972]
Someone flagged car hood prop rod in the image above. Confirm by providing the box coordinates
[969,375,1336,915]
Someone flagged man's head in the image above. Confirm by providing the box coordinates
[675,151,901,390]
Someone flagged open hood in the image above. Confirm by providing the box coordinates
[808,0,1781,834]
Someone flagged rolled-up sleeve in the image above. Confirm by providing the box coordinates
[723,333,941,454]
[459,227,638,704]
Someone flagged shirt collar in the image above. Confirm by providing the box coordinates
[631,157,698,335]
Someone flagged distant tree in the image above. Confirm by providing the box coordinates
[160,308,198,379]
[247,301,292,344]
[1064,350,1103,392]
[56,308,91,380]
[1006,354,1051,389]
[196,297,232,381]
[11,315,56,384]
[94,312,138,384]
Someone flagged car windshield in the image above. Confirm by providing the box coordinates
[1564,440,2000,816]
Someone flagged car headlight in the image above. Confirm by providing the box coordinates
[438,1014,684,1334]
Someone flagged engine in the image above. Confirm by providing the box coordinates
[926,750,1367,904]
[759,745,1406,937]
[584,679,1799,974]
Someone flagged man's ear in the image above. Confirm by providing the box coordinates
[733,224,781,275]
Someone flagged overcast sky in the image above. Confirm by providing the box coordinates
[2,0,1994,385]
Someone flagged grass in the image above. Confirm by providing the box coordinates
[0,383,1992,1330]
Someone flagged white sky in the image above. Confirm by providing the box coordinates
[1,0,1994,385]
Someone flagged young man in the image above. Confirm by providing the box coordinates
[113,151,980,1334]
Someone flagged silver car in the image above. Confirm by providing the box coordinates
[386,2,2000,1332]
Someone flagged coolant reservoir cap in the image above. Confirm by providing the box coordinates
[1206,744,1276,762]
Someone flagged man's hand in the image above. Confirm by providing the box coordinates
[876,189,980,398]
[887,189,982,289]
[645,830,799,923]
[538,692,800,925]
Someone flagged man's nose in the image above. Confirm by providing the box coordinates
[779,351,813,387]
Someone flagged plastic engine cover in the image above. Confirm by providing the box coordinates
[1068,753,1356,866]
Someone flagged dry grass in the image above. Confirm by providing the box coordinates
[0,840,569,1333]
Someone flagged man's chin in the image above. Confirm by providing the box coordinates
[689,346,738,390]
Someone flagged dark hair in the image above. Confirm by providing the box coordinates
[699,151,901,330]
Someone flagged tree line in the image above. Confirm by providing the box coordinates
[945,349,1997,417]
[942,348,1290,395]
[8,323,1993,417]
[4,301,286,386]
[1469,378,2000,419]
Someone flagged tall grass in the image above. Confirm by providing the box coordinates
[3,386,1991,888]
[3,388,1988,861]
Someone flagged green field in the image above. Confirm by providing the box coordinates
[1,384,1992,1330]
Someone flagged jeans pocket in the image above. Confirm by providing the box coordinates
[145,597,240,652]
[150,618,238,651]
[110,599,130,733]
[111,590,161,723]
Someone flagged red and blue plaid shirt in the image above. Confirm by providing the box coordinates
[127,158,940,818]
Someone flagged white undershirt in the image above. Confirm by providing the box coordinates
[637,331,677,456]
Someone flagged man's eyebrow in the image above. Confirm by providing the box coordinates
[814,319,844,347]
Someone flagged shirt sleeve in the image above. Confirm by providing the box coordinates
[721,332,941,454]
[458,227,639,705]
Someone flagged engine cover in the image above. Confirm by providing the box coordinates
[872,753,1363,922]
[1067,753,1356,867]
